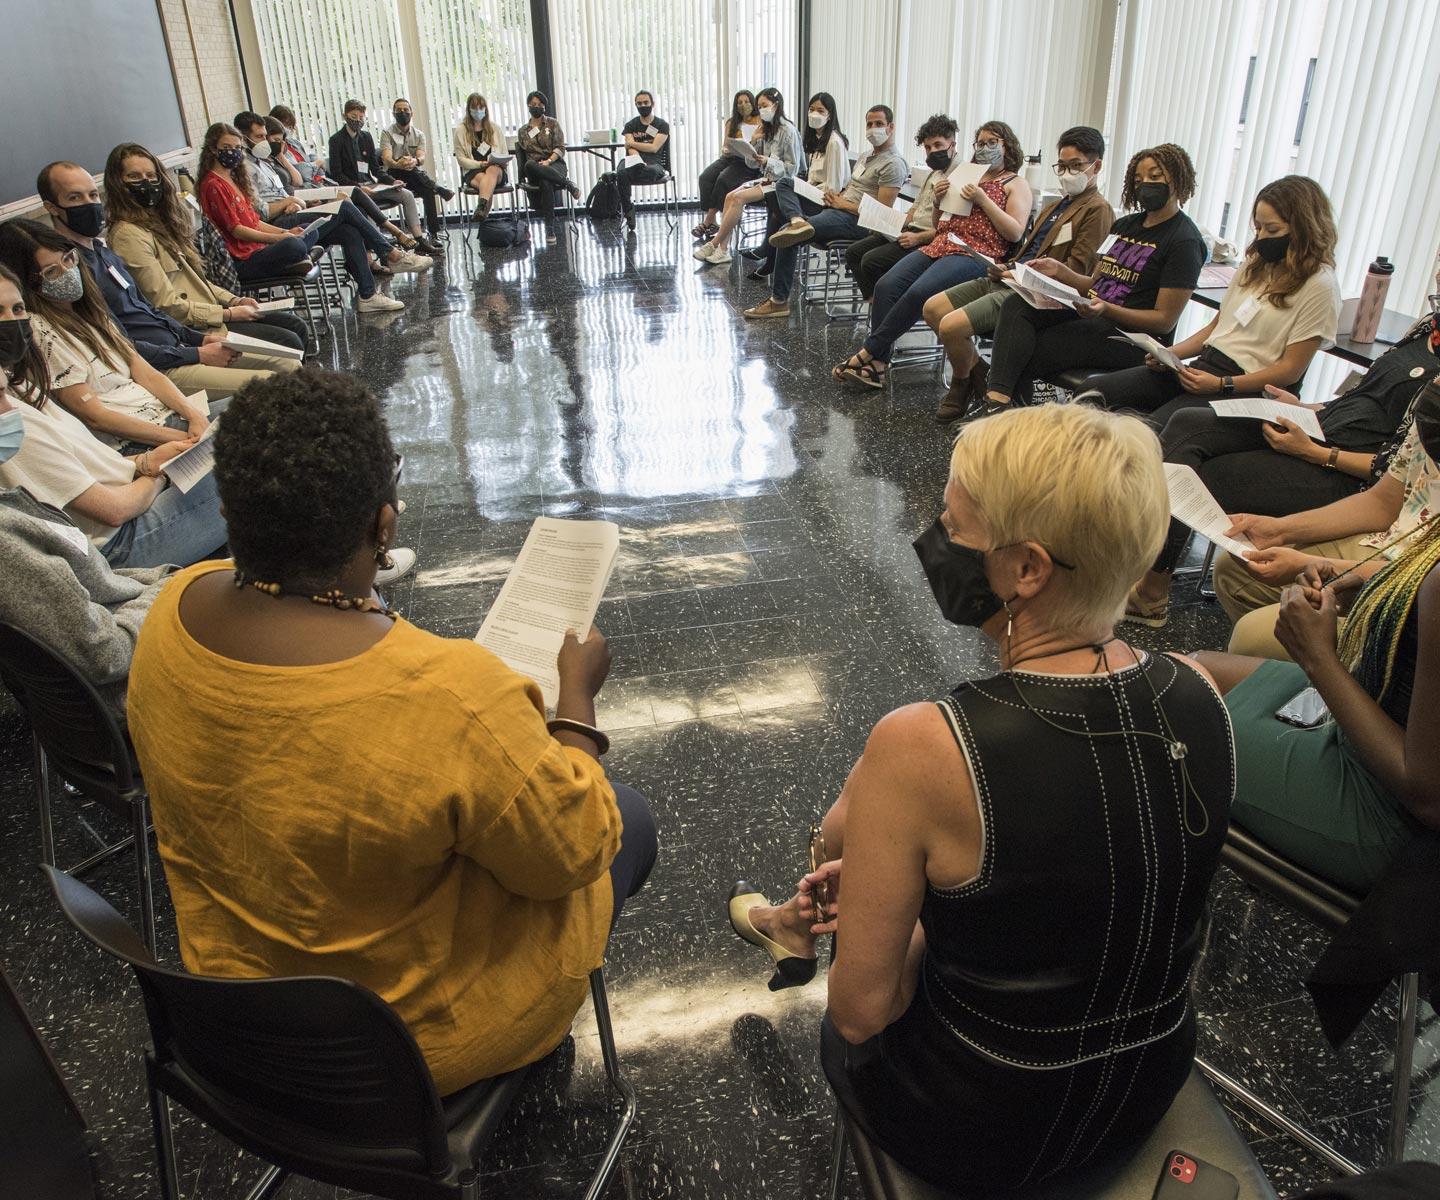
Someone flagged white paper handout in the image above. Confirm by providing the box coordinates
[1210,398,1326,441]
[938,161,987,216]
[251,298,295,313]
[1163,464,1256,559]
[304,199,346,215]
[294,186,340,203]
[621,153,643,170]
[726,137,760,165]
[858,193,906,239]
[1004,262,1086,310]
[162,415,219,494]
[222,331,305,361]
[475,519,621,707]
[946,233,996,266]
[791,176,826,206]
[1112,329,1185,372]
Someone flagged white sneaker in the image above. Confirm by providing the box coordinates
[391,251,433,273]
[375,547,417,586]
[705,243,732,265]
[693,242,716,263]
[358,291,405,313]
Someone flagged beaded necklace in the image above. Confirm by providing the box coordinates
[232,569,396,620]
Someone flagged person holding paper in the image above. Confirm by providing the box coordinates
[964,143,1205,426]
[380,98,454,245]
[515,91,582,246]
[743,105,908,319]
[103,143,310,355]
[0,267,225,570]
[728,402,1233,1193]
[615,90,672,233]
[453,92,509,219]
[1188,381,1440,894]
[1085,177,1341,427]
[831,121,1029,387]
[925,126,1115,423]
[125,368,655,1097]
[198,125,405,315]
[326,100,437,256]
[694,87,800,267]
[844,113,957,304]
[693,90,762,240]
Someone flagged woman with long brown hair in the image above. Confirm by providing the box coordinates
[451,91,508,219]
[104,142,308,354]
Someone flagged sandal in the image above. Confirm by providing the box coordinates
[1121,586,1170,629]
[842,360,887,389]
[830,352,868,383]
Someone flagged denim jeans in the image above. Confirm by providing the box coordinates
[771,207,862,303]
[99,471,227,570]
[261,204,381,298]
[862,251,985,361]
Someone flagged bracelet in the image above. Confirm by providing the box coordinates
[1221,376,1235,396]
[1324,447,1340,470]
[547,718,610,756]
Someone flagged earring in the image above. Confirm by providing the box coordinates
[375,542,394,570]
[1002,599,1014,642]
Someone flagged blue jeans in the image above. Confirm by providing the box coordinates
[99,471,227,570]
[773,175,824,222]
[771,208,863,303]
[240,204,379,298]
[862,251,986,361]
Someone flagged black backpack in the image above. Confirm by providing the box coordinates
[476,214,530,248]
[586,172,623,221]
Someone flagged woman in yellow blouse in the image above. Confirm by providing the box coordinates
[127,368,655,1095]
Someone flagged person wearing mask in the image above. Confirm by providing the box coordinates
[830,120,1031,386]
[693,90,761,242]
[327,100,439,256]
[729,402,1233,1194]
[924,126,1114,422]
[616,90,671,233]
[197,124,405,314]
[1189,375,1440,895]
[36,160,270,396]
[516,90,581,246]
[1086,176,1340,428]
[0,221,229,454]
[453,92,509,220]
[0,264,224,570]
[963,142,1206,425]
[743,92,849,280]
[380,98,454,245]
[103,142,309,354]
[126,368,649,1097]
[267,104,327,185]
[844,114,956,306]
[742,104,909,319]
[234,114,432,276]
[693,87,800,267]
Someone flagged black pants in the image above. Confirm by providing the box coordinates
[698,157,758,210]
[346,186,399,234]
[225,316,307,354]
[1084,345,1246,427]
[616,163,667,212]
[1149,404,1365,572]
[607,784,658,932]
[389,166,447,238]
[846,234,911,301]
[522,159,570,225]
[988,295,1149,401]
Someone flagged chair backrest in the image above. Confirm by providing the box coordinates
[42,865,454,1182]
[0,622,136,795]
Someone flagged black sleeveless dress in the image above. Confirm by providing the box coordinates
[822,653,1234,1193]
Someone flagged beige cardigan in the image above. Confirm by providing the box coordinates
[107,219,241,332]
[452,120,510,173]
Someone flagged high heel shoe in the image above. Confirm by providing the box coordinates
[728,881,817,991]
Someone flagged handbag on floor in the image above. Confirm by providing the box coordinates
[476,214,530,248]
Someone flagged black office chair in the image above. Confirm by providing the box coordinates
[236,261,330,355]
[456,157,520,242]
[626,138,679,230]
[0,623,155,950]
[1197,825,1424,1175]
[43,865,637,1200]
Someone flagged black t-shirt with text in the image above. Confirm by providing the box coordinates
[622,115,670,167]
[1090,209,1206,315]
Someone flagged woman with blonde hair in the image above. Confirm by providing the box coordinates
[452,92,508,219]
[729,403,1235,1193]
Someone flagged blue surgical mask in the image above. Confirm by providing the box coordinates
[0,407,24,465]
[39,265,85,304]
[470,107,486,122]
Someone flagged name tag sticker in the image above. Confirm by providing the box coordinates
[1233,296,1262,326]
[107,264,131,288]
[356,161,370,177]
[477,142,491,159]
[1053,222,1073,246]
[1096,233,1119,256]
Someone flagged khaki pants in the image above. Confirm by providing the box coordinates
[1213,534,1371,622]
[166,352,300,399]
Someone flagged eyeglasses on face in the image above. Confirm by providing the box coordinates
[38,249,78,284]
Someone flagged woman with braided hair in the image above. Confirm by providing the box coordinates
[1194,374,1440,892]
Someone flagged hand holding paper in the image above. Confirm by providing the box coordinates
[939,162,986,215]
[1113,329,1185,371]
[858,194,906,239]
[1163,464,1256,559]
[161,418,219,494]
[791,176,825,206]
[1210,398,1325,440]
[725,137,760,165]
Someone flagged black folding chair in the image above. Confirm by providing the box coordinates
[626,137,679,229]
[0,623,155,950]
[44,865,637,1200]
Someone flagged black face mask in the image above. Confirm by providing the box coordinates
[912,519,1008,628]
[393,111,411,127]
[0,317,32,369]
[216,147,245,169]
[126,180,164,209]
[59,200,104,238]
[1135,182,1170,212]
[1416,374,1440,467]
[345,116,365,133]
[528,105,545,119]
[636,104,653,118]
[925,149,953,172]
[1254,233,1290,264]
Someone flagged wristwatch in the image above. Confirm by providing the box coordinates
[1220,376,1235,396]
[1323,447,1340,470]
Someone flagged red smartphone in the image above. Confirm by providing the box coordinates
[1152,1150,1239,1200]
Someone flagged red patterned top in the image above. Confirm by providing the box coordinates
[198,173,264,261]
[921,173,1018,260]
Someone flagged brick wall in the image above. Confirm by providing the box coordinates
[158,0,249,144]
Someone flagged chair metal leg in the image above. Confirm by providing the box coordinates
[828,1110,848,1200]
[1192,542,1218,601]
[458,1168,480,1199]
[241,1166,287,1200]
[584,968,636,1200]
[33,737,56,866]
[1388,971,1420,1163]
[131,790,157,953]
[147,1077,182,1200]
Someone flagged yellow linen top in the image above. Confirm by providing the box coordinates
[127,562,620,1094]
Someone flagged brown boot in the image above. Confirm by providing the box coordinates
[968,355,990,396]
[935,373,974,424]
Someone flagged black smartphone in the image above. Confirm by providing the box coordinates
[1152,1150,1239,1200]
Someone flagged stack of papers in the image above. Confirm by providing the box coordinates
[294,186,340,203]
[476,519,621,707]
[222,331,305,361]
[725,138,760,165]
[1004,262,1086,310]
[251,298,295,313]
[1210,398,1326,440]
[162,414,218,494]
[1112,330,1185,371]
[791,176,826,205]
[1163,464,1256,558]
[938,162,987,216]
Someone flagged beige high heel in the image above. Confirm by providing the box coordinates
[728,881,817,991]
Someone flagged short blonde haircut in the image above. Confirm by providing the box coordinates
[949,403,1168,633]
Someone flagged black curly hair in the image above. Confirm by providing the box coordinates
[215,368,397,587]
[1120,142,1196,210]
[914,113,958,146]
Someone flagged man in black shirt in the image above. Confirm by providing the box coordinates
[617,90,670,232]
